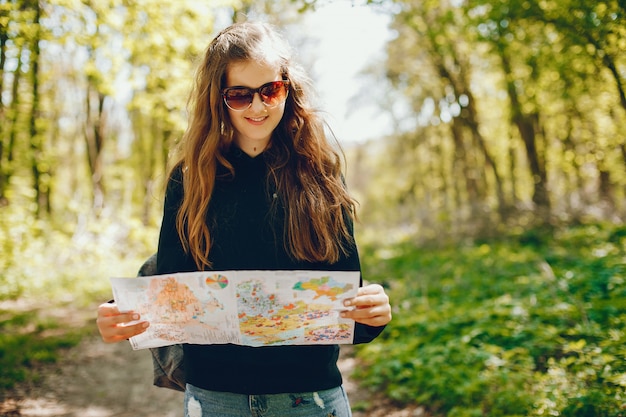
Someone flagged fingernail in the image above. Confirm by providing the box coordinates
[343,300,352,307]
[132,314,140,320]
[142,322,149,328]
[340,312,347,318]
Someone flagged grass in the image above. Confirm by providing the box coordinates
[0,307,91,389]
[355,223,626,417]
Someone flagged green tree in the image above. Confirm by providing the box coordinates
[355,0,626,233]
[26,0,48,217]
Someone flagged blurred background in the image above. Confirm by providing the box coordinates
[1,0,625,416]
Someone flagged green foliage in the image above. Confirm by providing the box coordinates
[0,202,160,389]
[355,223,626,416]
[0,309,87,389]
[0,202,159,302]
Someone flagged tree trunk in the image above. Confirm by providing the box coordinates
[561,117,586,215]
[0,16,6,98]
[142,117,161,225]
[4,44,23,203]
[498,47,550,220]
[598,169,614,208]
[28,1,49,217]
[508,142,518,206]
[461,90,507,220]
[516,112,550,211]
[84,85,107,213]
[0,27,9,204]
[435,141,452,231]
[450,117,478,222]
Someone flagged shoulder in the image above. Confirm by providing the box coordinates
[168,162,184,184]
[164,163,185,202]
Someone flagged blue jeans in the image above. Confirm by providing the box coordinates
[184,384,353,417]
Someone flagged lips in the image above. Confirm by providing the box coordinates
[246,116,268,124]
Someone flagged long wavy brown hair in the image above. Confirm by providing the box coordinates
[168,21,356,270]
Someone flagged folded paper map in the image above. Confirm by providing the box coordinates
[110,270,359,350]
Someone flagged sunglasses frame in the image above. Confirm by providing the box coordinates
[222,80,290,111]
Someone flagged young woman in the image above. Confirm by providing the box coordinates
[97,21,392,417]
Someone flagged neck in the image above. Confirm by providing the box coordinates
[234,139,269,158]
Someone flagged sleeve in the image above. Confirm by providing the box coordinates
[348,248,387,345]
[156,164,196,275]
[354,322,386,345]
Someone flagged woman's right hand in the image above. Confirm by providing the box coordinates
[96,302,150,343]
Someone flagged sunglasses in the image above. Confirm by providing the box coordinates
[222,80,290,111]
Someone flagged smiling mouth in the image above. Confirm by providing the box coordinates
[247,116,267,122]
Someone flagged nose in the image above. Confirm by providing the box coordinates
[249,92,265,112]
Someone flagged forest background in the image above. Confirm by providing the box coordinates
[1,0,625,416]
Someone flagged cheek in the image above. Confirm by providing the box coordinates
[227,110,245,126]
[270,105,286,124]
[226,108,238,123]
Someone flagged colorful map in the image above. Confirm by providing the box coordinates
[110,270,359,350]
[292,276,354,301]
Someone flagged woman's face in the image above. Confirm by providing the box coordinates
[224,60,286,157]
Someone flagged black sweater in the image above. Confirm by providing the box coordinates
[156,146,384,394]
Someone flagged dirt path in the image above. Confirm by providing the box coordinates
[1,319,422,417]
[1,334,181,417]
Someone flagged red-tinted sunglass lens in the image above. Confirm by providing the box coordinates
[259,82,288,106]
[224,89,253,110]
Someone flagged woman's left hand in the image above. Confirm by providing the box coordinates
[341,284,392,327]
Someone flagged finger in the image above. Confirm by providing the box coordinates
[347,311,391,327]
[96,304,147,343]
[343,284,387,307]
[357,284,384,296]
[101,321,150,343]
[98,302,139,319]
[341,303,392,327]
[97,302,121,316]
[97,311,141,327]
[344,291,389,308]
[343,304,389,320]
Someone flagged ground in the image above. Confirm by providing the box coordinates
[0,305,424,417]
